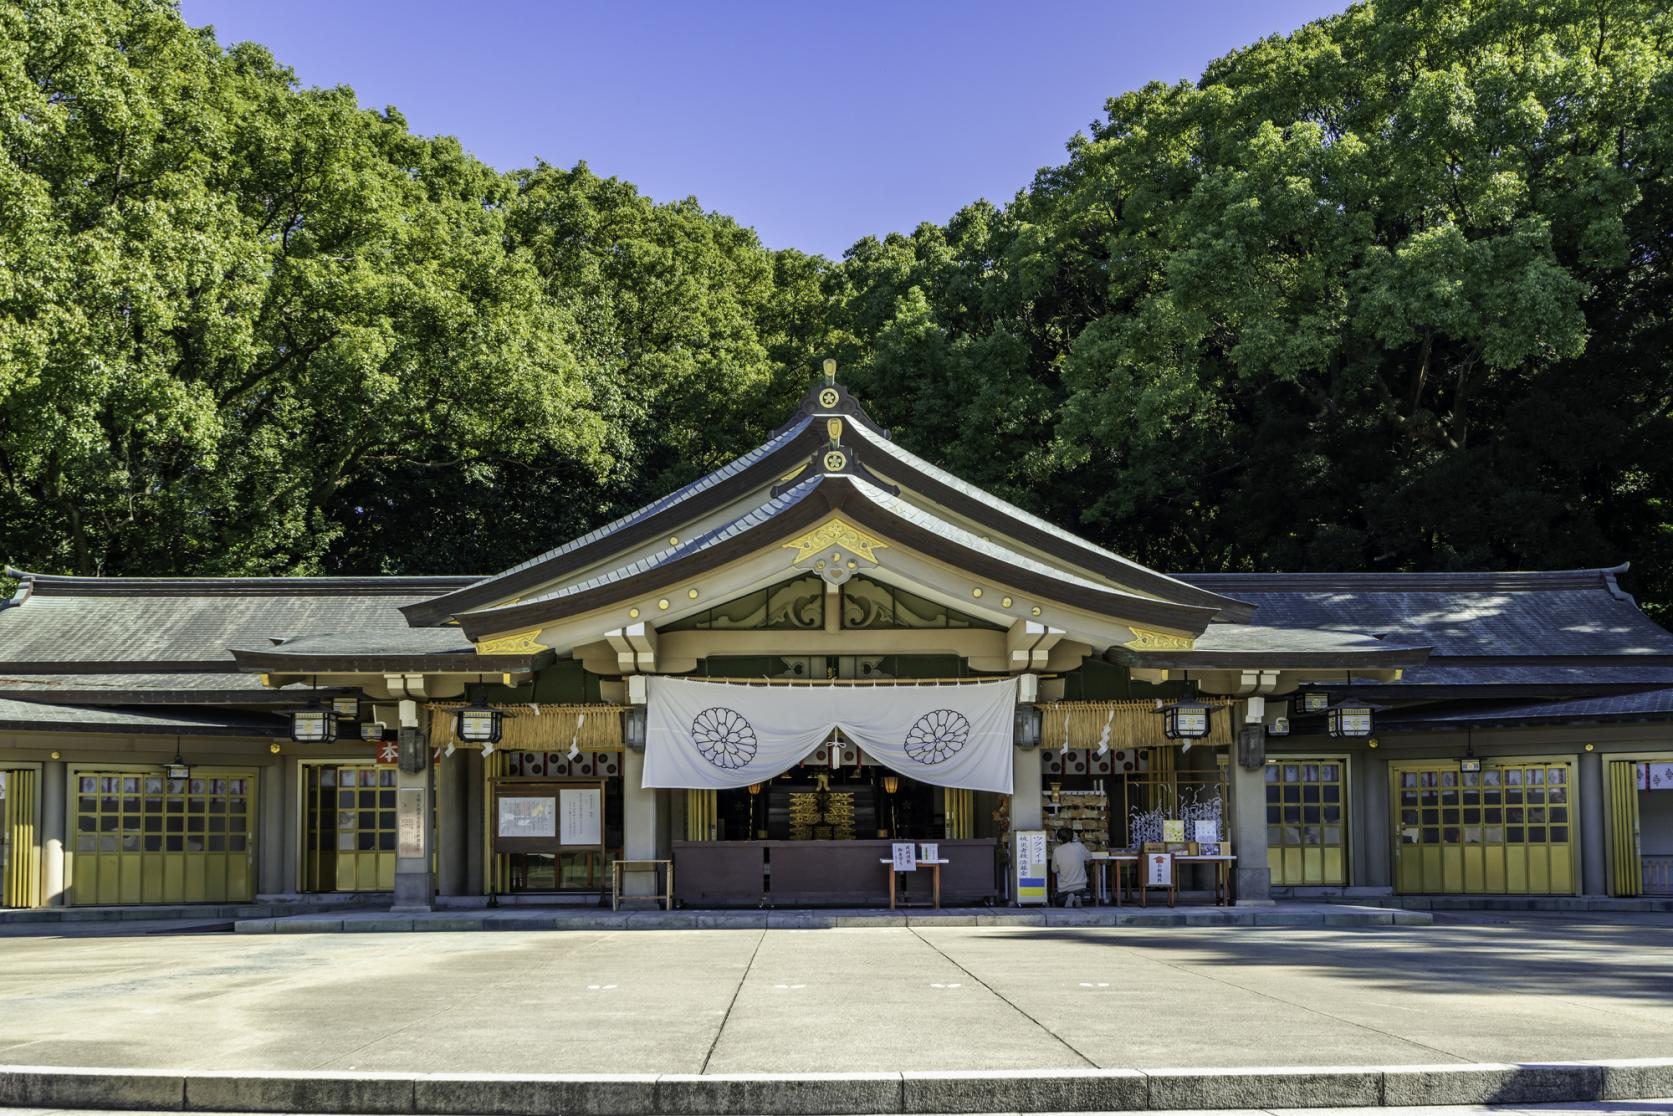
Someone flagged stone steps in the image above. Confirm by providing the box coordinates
[233,902,1431,933]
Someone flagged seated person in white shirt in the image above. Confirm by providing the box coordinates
[1051,826,1091,907]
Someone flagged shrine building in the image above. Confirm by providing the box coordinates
[3,364,1673,911]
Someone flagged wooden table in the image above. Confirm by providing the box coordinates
[611,858,674,911]
[1088,853,1139,906]
[1173,854,1237,905]
[880,858,949,909]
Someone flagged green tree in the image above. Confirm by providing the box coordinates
[832,0,1673,614]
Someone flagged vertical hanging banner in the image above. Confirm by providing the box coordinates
[643,676,1017,793]
[1014,829,1048,905]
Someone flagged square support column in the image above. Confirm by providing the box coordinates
[436,748,469,898]
[1579,746,1607,896]
[42,759,65,907]
[391,728,434,912]
[1010,746,1043,830]
[620,746,659,897]
[1229,728,1273,905]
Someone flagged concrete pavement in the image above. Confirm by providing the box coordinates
[2,914,1672,1076]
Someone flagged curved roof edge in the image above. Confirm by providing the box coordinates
[457,473,1221,641]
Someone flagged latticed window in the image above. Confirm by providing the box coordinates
[1265,759,1347,885]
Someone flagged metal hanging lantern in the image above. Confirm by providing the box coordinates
[1327,704,1373,737]
[1298,691,1331,715]
[1160,701,1212,740]
[455,703,503,745]
[1014,705,1042,748]
[359,721,387,742]
[331,696,360,718]
[290,707,337,743]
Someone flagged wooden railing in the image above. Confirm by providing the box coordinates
[1643,856,1673,895]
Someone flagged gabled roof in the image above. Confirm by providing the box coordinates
[0,570,474,673]
[400,417,825,625]
[845,417,1252,621]
[456,469,1223,640]
[409,376,1253,629]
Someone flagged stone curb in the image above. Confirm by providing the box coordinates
[0,1058,1664,1113]
[231,904,1433,934]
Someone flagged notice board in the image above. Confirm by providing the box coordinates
[1014,828,1048,906]
[560,787,603,846]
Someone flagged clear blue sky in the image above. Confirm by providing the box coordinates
[177,1,1349,258]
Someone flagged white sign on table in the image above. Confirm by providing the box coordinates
[559,787,603,846]
[1146,852,1174,887]
[918,842,939,863]
[497,796,556,839]
[891,842,918,872]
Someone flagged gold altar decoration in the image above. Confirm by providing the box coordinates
[428,702,628,751]
[1040,699,1233,749]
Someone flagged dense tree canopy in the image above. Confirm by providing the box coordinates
[4,0,1672,617]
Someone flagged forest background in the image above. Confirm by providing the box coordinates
[4,0,1671,618]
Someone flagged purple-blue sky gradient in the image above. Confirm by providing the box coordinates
[178,1,1348,258]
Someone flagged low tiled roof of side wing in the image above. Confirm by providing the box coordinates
[0,571,477,670]
[1178,567,1673,659]
[0,697,287,736]
[1378,687,1673,728]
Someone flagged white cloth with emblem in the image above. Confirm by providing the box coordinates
[642,676,1017,793]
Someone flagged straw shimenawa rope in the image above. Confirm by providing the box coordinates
[427,703,628,752]
[1041,699,1234,749]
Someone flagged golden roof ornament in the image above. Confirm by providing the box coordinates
[818,358,840,408]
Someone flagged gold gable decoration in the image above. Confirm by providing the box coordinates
[475,628,550,655]
[1124,626,1196,652]
[427,703,628,751]
[1041,700,1233,750]
[783,516,888,564]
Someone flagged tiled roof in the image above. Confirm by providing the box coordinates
[849,421,1251,619]
[1119,620,1430,669]
[0,697,287,735]
[511,475,826,607]
[1180,567,1673,659]
[410,418,817,621]
[1380,687,1673,728]
[0,572,475,668]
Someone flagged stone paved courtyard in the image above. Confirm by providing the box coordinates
[2,912,1671,1075]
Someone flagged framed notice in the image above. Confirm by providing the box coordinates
[398,788,426,858]
[1146,852,1174,886]
[498,796,556,839]
[918,842,939,864]
[891,842,918,872]
[1014,829,1048,906]
[1162,819,1186,842]
[560,787,603,846]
